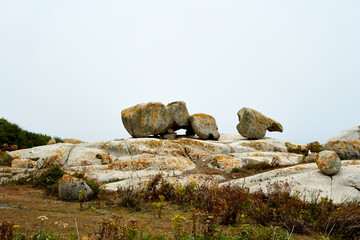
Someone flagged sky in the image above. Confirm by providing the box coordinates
[0,1,359,144]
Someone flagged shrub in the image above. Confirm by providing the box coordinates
[34,165,65,195]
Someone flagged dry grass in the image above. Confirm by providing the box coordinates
[0,185,191,237]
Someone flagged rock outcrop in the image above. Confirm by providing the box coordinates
[58,175,93,201]
[236,107,283,139]
[328,126,360,141]
[324,126,360,160]
[121,101,191,138]
[222,160,360,203]
[315,151,341,175]
[189,114,220,140]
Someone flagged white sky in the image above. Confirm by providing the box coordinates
[0,1,359,144]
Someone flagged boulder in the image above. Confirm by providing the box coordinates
[307,141,323,153]
[58,175,93,201]
[121,101,192,138]
[63,138,84,144]
[166,101,190,131]
[316,151,341,176]
[324,139,360,160]
[121,102,170,137]
[189,114,220,140]
[328,126,360,141]
[0,150,13,166]
[324,127,360,160]
[236,107,283,139]
[47,139,56,145]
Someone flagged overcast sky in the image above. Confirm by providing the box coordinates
[1,1,359,144]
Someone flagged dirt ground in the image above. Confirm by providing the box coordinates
[0,185,192,238]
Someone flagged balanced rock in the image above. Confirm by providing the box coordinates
[189,113,220,140]
[121,101,191,138]
[58,175,93,201]
[324,126,360,160]
[315,151,341,176]
[236,108,283,139]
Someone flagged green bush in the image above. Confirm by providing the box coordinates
[35,165,65,195]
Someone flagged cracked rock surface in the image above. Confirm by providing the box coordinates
[1,132,359,203]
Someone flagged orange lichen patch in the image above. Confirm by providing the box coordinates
[108,158,153,171]
[175,138,226,153]
[185,150,213,160]
[240,141,271,151]
[293,166,307,171]
[343,160,360,166]
[213,155,241,170]
[126,139,187,157]
[60,175,84,184]
[190,113,215,120]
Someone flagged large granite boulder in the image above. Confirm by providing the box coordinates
[166,101,190,131]
[324,126,360,160]
[315,151,341,175]
[58,175,93,201]
[121,101,191,138]
[189,114,220,140]
[236,108,283,139]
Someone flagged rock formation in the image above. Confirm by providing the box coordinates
[121,101,191,138]
[236,107,283,139]
[315,151,341,175]
[189,114,220,140]
[58,175,93,201]
[324,126,360,159]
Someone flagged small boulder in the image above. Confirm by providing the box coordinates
[63,138,84,144]
[189,114,220,140]
[236,107,283,139]
[0,150,13,166]
[47,139,56,145]
[162,133,177,140]
[307,141,323,153]
[303,152,317,163]
[58,175,93,201]
[315,151,341,176]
